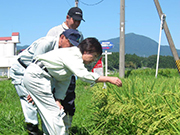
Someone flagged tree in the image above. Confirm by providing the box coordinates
[106,53,176,70]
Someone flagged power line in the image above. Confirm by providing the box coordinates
[65,0,72,7]
[80,0,104,6]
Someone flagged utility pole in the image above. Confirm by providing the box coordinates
[119,0,125,78]
[75,0,79,7]
[155,14,166,78]
[153,0,180,74]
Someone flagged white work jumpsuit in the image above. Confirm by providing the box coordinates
[47,22,84,134]
[10,35,61,130]
[23,46,100,135]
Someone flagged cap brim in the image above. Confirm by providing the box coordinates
[72,16,85,22]
[69,39,79,46]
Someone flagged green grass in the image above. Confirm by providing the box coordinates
[0,68,180,134]
[0,80,28,135]
[70,81,93,135]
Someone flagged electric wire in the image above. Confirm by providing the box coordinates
[80,0,104,6]
[65,0,72,7]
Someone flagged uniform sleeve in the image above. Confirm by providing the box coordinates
[18,37,54,66]
[33,37,54,58]
[63,53,100,84]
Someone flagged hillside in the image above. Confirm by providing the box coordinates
[104,33,180,57]
[17,33,180,57]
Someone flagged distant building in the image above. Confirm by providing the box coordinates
[0,32,20,57]
[0,32,20,77]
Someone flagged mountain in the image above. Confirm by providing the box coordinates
[17,45,29,51]
[102,33,180,57]
[17,33,180,57]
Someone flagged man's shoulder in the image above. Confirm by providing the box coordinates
[32,36,56,47]
[38,36,55,42]
[46,24,64,37]
[58,46,78,53]
[65,47,80,55]
[50,24,63,30]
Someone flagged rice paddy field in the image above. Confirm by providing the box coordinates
[0,68,180,135]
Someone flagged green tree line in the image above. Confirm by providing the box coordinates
[106,52,178,70]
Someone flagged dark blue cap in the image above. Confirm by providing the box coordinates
[68,7,85,22]
[62,29,80,46]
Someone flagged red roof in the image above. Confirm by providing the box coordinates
[0,32,19,41]
[0,37,12,41]
[12,32,19,36]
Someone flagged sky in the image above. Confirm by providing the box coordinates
[0,0,180,50]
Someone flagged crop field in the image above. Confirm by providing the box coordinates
[0,68,180,135]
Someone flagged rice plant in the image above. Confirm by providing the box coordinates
[89,70,180,134]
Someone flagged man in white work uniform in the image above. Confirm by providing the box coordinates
[10,29,81,135]
[23,37,122,135]
[46,7,84,134]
